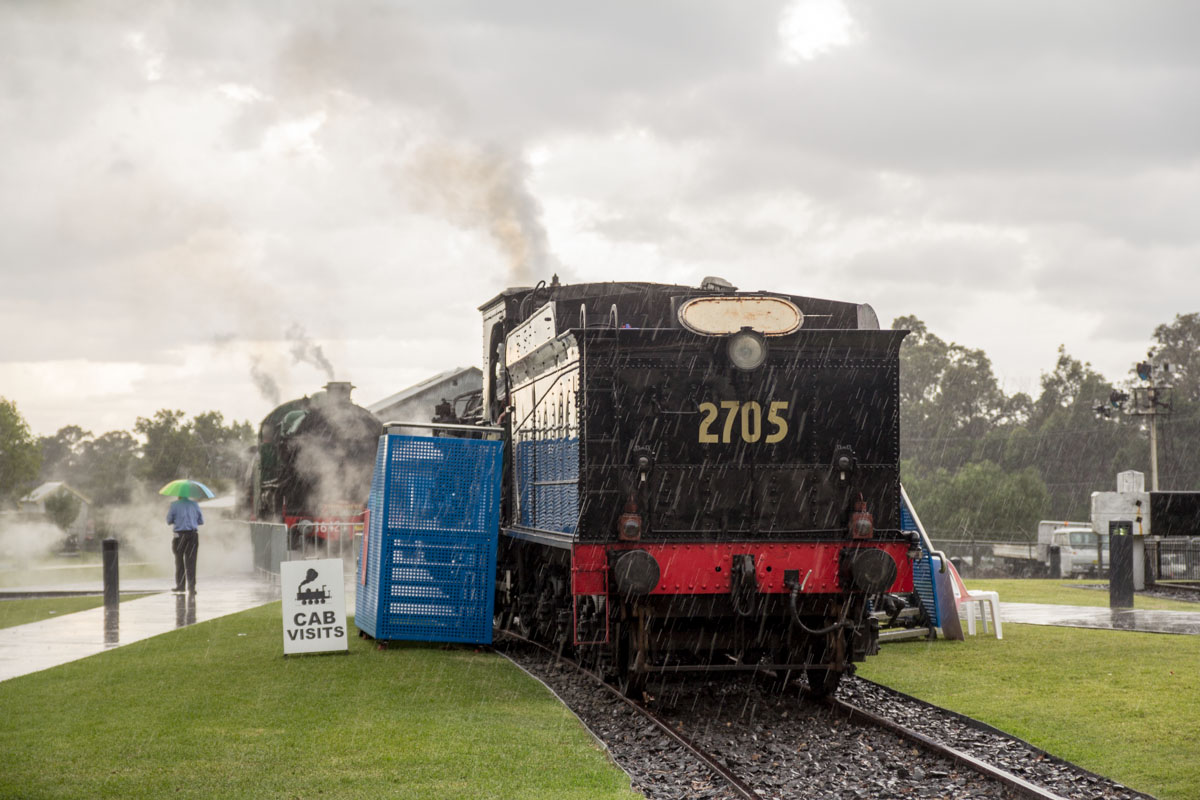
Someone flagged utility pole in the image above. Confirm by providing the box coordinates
[1095,360,1172,491]
[1150,410,1158,491]
[1130,363,1172,492]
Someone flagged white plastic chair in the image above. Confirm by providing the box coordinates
[944,559,1003,639]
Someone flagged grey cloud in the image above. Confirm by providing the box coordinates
[846,237,1029,291]
[851,2,1200,71]
[1,0,1197,428]
[923,170,1200,248]
[587,214,694,246]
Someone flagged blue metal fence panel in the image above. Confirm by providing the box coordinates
[357,434,503,645]
[901,497,940,627]
[354,436,389,638]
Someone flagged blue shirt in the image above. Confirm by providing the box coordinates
[167,499,204,532]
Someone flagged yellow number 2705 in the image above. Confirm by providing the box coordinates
[698,401,789,444]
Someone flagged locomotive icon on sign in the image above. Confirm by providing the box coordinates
[296,567,331,605]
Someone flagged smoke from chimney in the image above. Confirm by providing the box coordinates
[286,323,336,380]
[249,356,282,405]
[398,142,558,284]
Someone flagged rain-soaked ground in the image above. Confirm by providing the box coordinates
[0,573,281,682]
[3,574,1200,685]
[1000,602,1200,634]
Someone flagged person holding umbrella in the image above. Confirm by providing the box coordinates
[161,479,213,594]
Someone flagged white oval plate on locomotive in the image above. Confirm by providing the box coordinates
[677,296,803,336]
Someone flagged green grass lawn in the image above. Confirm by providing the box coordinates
[0,604,639,800]
[965,578,1200,611]
[861,623,1200,799]
[0,561,164,588]
[0,594,156,629]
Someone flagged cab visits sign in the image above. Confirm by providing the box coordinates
[281,558,348,655]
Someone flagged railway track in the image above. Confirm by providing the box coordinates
[493,631,1102,800]
[1152,580,1200,597]
[824,695,1068,800]
[496,630,759,799]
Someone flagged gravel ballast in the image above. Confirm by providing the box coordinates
[497,638,1154,799]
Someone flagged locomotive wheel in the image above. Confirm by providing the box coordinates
[804,667,843,696]
[494,567,527,636]
[510,550,541,639]
[806,625,848,696]
[493,597,512,634]
[513,594,536,639]
[614,606,648,698]
[616,637,646,698]
[533,580,560,643]
[575,596,605,671]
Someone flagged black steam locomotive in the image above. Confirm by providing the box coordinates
[457,277,916,694]
[244,381,383,546]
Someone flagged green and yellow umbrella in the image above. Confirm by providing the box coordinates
[158,479,216,500]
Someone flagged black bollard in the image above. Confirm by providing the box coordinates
[102,537,119,610]
[1109,521,1134,609]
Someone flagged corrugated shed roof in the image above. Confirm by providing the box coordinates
[367,366,481,414]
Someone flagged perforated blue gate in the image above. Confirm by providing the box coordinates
[901,498,940,628]
[356,434,503,645]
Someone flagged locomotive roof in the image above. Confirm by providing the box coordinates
[477,281,693,311]
[478,280,862,313]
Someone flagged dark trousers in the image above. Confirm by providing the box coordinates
[172,530,199,592]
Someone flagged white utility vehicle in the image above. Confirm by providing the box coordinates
[993,521,1109,578]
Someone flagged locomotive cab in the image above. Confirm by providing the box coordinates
[485,278,914,695]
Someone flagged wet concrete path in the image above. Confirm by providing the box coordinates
[0,574,281,683]
[1001,602,1200,635]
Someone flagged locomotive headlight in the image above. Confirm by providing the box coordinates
[618,511,643,541]
[727,329,767,370]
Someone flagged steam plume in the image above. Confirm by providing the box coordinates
[285,323,336,380]
[249,357,282,405]
[400,142,557,284]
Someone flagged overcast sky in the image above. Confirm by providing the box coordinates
[2,1,1197,437]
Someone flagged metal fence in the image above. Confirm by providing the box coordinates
[933,536,1200,581]
[248,520,362,580]
[929,540,1009,576]
[1145,538,1200,581]
[249,521,288,578]
[287,520,362,562]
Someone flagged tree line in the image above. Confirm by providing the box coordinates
[896,312,1200,542]
[0,403,253,515]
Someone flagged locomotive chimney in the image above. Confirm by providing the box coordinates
[324,381,355,405]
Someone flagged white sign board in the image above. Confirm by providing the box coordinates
[281,558,348,655]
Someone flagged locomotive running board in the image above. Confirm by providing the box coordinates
[502,526,575,549]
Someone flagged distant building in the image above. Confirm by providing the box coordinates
[18,482,93,544]
[368,367,482,435]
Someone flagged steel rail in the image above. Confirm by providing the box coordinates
[823,695,1071,800]
[493,631,758,800]
[497,628,1077,800]
[1153,580,1200,595]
